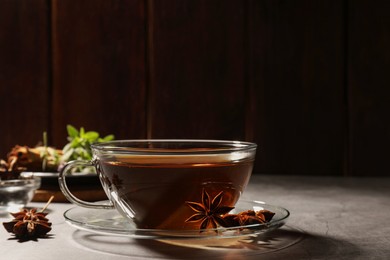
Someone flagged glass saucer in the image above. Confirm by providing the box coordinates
[64,200,289,239]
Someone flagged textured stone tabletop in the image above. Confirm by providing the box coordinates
[1,174,389,259]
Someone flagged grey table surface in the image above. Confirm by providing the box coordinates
[1,174,389,260]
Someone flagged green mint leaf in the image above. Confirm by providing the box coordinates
[62,125,115,166]
[70,138,81,148]
[102,135,115,142]
[84,131,99,141]
[67,125,79,138]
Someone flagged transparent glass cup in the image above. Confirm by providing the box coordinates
[59,139,256,230]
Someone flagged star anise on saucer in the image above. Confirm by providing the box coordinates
[185,189,234,232]
[221,209,275,228]
[2,196,54,240]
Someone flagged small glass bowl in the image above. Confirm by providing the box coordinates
[0,173,41,213]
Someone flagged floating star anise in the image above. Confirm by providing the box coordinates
[185,189,234,232]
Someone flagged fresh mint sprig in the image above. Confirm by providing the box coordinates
[61,125,114,163]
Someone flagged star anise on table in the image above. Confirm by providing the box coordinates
[2,196,54,240]
[185,189,234,232]
[3,209,52,239]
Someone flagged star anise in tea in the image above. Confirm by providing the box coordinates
[2,196,54,240]
[185,189,234,232]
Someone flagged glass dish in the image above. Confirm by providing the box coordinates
[64,200,289,239]
[0,174,41,212]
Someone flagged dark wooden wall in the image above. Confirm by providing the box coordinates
[1,0,389,176]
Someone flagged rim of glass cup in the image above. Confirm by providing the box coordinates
[91,139,257,155]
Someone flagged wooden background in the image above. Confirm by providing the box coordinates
[0,0,389,176]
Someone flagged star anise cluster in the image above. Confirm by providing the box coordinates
[3,208,52,239]
[185,189,275,232]
[221,209,275,228]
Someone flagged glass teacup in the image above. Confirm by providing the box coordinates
[59,140,256,230]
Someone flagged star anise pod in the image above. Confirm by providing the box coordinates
[3,209,52,238]
[2,196,54,239]
[185,189,234,232]
[221,209,275,228]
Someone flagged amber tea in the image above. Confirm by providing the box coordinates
[97,157,254,229]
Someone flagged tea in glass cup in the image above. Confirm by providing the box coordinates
[59,140,256,230]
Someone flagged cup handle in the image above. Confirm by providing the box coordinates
[58,160,114,209]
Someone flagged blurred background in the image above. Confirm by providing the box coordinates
[0,0,389,176]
